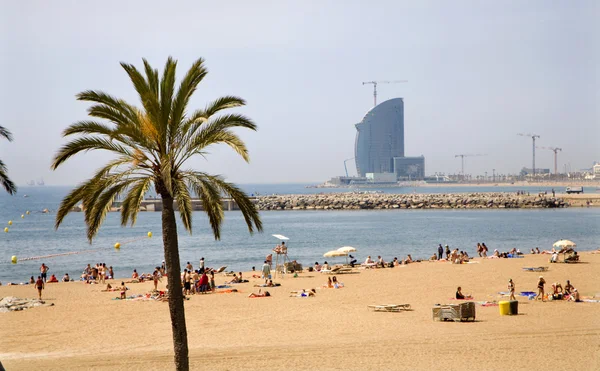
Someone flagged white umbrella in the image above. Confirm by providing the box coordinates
[272,234,289,240]
[337,246,357,253]
[324,250,348,258]
[553,240,576,248]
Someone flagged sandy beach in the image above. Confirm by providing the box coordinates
[2,253,600,371]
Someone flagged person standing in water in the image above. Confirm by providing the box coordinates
[40,263,49,283]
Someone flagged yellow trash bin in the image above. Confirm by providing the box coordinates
[499,301,510,315]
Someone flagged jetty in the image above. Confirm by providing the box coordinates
[66,192,588,212]
[255,192,570,210]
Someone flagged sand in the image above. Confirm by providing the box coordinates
[2,253,600,371]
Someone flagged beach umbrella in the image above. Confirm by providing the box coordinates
[324,250,348,258]
[272,234,289,240]
[337,246,357,253]
[553,239,576,248]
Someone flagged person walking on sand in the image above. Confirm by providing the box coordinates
[508,279,515,300]
[536,276,546,301]
[262,260,271,279]
[40,263,49,283]
[153,269,160,291]
[476,243,483,257]
[438,244,443,260]
[481,243,488,258]
[35,275,44,299]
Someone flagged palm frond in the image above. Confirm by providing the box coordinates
[52,137,133,170]
[183,173,224,239]
[143,59,160,97]
[120,177,153,227]
[63,121,115,137]
[182,96,246,135]
[77,90,138,122]
[120,62,161,130]
[159,57,177,132]
[0,126,13,141]
[0,159,17,195]
[174,178,193,232]
[181,129,250,167]
[55,182,89,229]
[85,180,134,241]
[170,58,207,131]
[184,171,261,236]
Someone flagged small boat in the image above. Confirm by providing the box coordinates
[23,194,29,198]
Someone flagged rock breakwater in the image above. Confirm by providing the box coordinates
[255,193,568,211]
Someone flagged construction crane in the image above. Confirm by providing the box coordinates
[518,133,541,176]
[537,146,562,175]
[362,80,407,106]
[454,154,486,176]
[343,158,355,177]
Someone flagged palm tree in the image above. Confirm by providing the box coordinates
[0,126,16,195]
[51,57,262,370]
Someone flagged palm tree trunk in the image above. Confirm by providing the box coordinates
[161,194,189,371]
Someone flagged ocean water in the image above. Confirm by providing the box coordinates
[0,185,598,283]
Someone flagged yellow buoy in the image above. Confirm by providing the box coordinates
[147,231,152,238]
[114,242,121,249]
[4,227,8,233]
[26,211,30,215]
[11,256,18,264]
[21,214,24,218]
[8,220,12,225]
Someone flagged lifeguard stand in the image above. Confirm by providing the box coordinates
[271,234,291,278]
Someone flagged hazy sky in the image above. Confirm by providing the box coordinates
[1,1,598,185]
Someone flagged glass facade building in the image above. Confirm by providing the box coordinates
[354,98,404,176]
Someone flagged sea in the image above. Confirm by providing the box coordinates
[1,184,598,283]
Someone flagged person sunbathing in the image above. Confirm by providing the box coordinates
[314,262,321,271]
[568,289,581,302]
[290,289,316,297]
[364,256,374,265]
[227,274,240,284]
[325,277,333,288]
[248,289,270,298]
[254,279,277,287]
[322,261,331,271]
[62,273,71,282]
[403,255,413,264]
[332,276,344,288]
[131,269,139,279]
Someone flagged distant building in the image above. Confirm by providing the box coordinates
[326,176,368,186]
[520,167,550,176]
[354,98,425,180]
[393,156,425,180]
[355,98,405,176]
[365,172,397,183]
[593,163,600,179]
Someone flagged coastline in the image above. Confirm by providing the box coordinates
[2,253,599,370]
